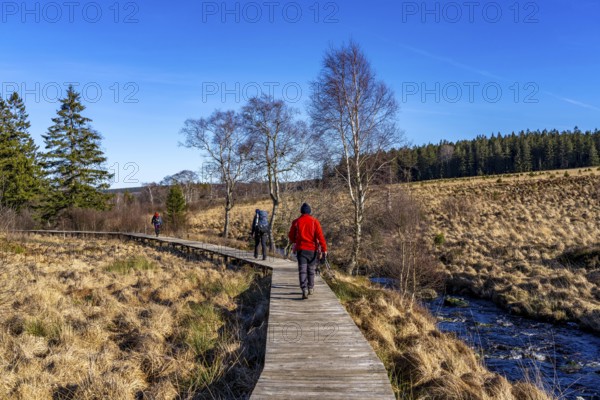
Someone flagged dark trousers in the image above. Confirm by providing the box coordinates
[254,233,267,259]
[297,250,318,291]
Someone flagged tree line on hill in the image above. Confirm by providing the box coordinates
[385,128,600,183]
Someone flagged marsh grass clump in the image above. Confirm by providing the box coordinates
[204,271,255,298]
[0,237,26,254]
[24,318,47,337]
[327,276,370,302]
[184,302,223,356]
[434,233,446,246]
[106,255,156,274]
[444,296,469,307]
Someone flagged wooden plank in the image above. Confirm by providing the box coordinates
[20,231,395,399]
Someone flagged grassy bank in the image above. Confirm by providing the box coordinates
[412,170,600,332]
[326,273,551,399]
[0,234,270,399]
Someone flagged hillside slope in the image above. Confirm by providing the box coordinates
[412,170,600,332]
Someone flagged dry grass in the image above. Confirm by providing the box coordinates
[410,169,600,332]
[0,233,269,399]
[188,200,272,239]
[326,273,552,400]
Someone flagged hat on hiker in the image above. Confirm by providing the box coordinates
[154,212,159,217]
[300,203,311,215]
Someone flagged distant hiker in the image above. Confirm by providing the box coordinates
[251,209,270,260]
[151,212,162,237]
[288,203,327,300]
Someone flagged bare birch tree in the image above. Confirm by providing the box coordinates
[161,170,200,205]
[180,110,252,238]
[242,95,312,250]
[309,41,400,274]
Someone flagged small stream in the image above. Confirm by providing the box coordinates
[370,278,600,398]
[425,296,600,399]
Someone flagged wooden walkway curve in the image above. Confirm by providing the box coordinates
[21,231,396,399]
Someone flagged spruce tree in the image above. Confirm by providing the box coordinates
[166,185,186,231]
[42,86,112,220]
[0,93,44,211]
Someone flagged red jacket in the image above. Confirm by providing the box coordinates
[288,214,327,252]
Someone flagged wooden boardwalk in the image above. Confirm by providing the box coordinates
[21,231,396,399]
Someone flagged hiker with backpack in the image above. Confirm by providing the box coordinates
[251,209,270,260]
[151,212,163,237]
[288,203,327,300]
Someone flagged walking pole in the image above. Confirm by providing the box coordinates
[323,256,333,279]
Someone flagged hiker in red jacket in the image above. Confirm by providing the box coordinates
[288,203,327,300]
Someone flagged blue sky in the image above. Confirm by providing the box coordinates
[1,0,598,188]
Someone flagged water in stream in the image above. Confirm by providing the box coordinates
[425,296,600,399]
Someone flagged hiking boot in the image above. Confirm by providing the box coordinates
[302,290,308,300]
[308,288,314,295]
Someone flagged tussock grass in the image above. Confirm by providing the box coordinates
[185,302,222,356]
[105,255,157,274]
[0,234,270,399]
[0,238,26,254]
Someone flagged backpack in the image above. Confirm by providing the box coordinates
[256,210,269,234]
